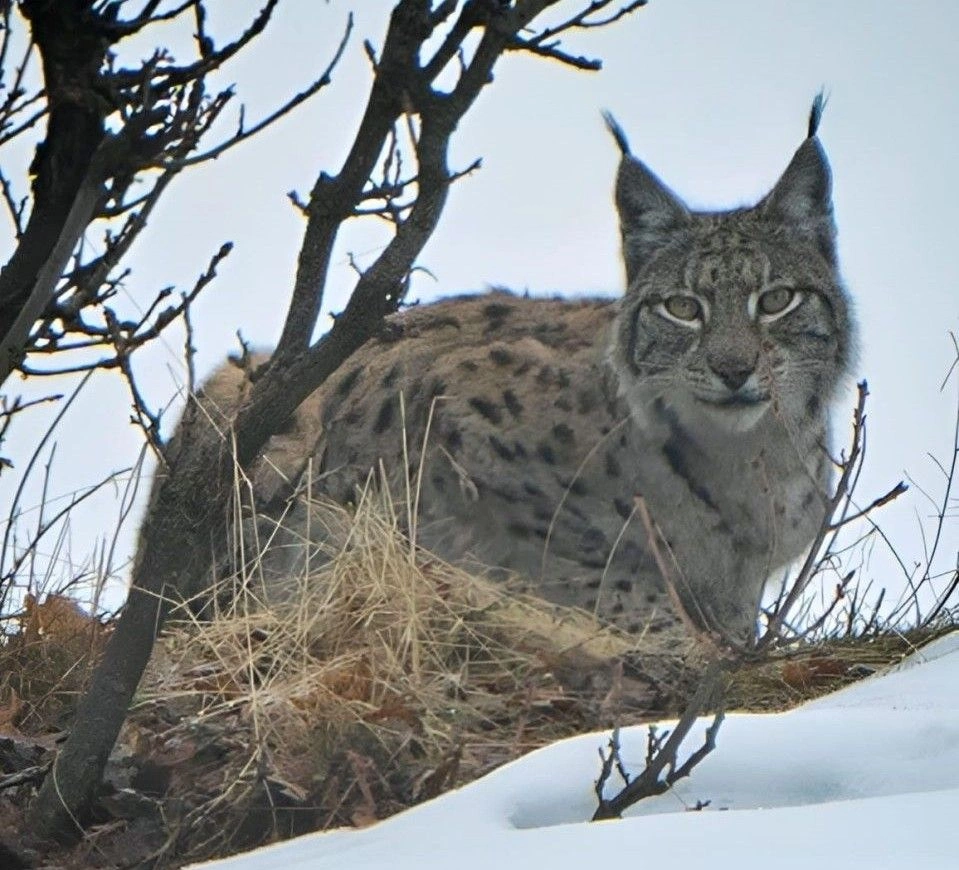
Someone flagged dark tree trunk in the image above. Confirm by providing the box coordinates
[0,1,108,367]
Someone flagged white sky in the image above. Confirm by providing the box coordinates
[1,0,957,612]
[190,632,959,870]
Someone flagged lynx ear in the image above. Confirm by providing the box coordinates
[761,95,837,263]
[604,113,690,287]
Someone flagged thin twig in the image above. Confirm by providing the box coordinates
[759,383,871,648]
[168,14,353,169]
[593,658,726,820]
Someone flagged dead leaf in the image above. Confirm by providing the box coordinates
[781,656,847,690]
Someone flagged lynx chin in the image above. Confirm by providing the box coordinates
[189,100,854,642]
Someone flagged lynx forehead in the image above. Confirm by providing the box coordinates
[203,102,853,641]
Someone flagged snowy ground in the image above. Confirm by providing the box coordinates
[192,634,959,870]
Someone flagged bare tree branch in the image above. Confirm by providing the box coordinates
[592,658,726,820]
[757,382,908,650]
[168,15,354,169]
[0,0,341,391]
[591,377,919,821]
[26,0,648,842]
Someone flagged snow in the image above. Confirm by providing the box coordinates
[190,634,959,870]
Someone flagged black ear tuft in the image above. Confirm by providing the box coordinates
[807,89,829,138]
[761,107,837,263]
[604,115,691,287]
[602,110,631,156]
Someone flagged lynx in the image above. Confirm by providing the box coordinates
[196,103,853,642]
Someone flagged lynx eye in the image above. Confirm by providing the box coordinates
[757,287,796,317]
[662,295,702,322]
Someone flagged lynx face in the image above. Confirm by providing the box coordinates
[608,134,853,440]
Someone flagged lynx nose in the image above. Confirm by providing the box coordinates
[710,360,755,392]
[715,367,752,391]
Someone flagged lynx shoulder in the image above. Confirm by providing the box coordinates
[193,105,853,641]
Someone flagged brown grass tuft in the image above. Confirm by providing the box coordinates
[129,486,679,861]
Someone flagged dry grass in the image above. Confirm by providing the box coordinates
[0,594,108,733]
[124,485,684,860]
